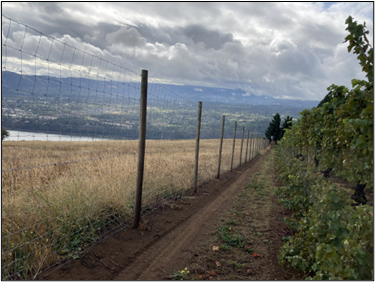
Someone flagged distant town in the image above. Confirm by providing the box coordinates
[2,71,316,140]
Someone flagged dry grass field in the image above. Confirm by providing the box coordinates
[1,137,262,279]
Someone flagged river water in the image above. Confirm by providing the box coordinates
[4,130,110,142]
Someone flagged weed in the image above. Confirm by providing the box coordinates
[232,261,243,268]
[220,244,232,250]
[169,268,190,280]
[226,219,239,226]
[216,225,245,248]
[245,247,254,253]
[230,208,243,218]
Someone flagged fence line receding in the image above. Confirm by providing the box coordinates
[1,14,270,280]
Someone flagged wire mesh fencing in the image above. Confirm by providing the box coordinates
[137,79,270,221]
[1,14,143,280]
[2,14,269,280]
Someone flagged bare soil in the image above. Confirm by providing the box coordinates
[42,146,299,280]
[329,174,374,206]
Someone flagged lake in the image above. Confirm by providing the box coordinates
[4,130,110,142]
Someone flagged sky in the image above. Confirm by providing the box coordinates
[1,2,373,101]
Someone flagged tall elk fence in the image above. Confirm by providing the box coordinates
[1,14,269,279]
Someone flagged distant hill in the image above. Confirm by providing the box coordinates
[2,71,318,108]
[162,84,319,108]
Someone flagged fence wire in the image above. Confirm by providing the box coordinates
[2,14,142,280]
[2,14,269,280]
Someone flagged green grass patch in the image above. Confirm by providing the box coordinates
[229,208,243,218]
[226,219,239,225]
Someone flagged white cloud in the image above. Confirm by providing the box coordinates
[194,88,203,92]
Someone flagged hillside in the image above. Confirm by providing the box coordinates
[2,71,316,139]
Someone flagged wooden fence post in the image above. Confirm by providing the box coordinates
[245,130,249,164]
[239,126,244,166]
[258,137,260,154]
[249,132,253,161]
[216,115,225,179]
[254,136,256,157]
[230,121,237,172]
[133,69,148,228]
[193,101,202,193]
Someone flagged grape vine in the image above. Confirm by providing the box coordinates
[281,15,373,191]
[274,16,373,280]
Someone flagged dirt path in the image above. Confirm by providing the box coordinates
[126,153,266,281]
[180,146,304,280]
[43,146,295,280]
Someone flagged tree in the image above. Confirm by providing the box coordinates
[265,113,281,143]
[280,115,293,139]
[2,128,9,141]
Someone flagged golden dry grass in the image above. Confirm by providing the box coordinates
[1,138,264,279]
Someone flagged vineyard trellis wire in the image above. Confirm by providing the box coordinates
[1,14,269,280]
[278,145,374,203]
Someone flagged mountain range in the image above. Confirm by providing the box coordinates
[2,71,319,108]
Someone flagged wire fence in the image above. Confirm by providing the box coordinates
[1,14,269,280]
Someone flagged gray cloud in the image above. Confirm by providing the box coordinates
[126,23,235,50]
[38,2,66,15]
[2,2,373,101]
[106,27,147,47]
[273,45,321,77]
[182,25,235,50]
